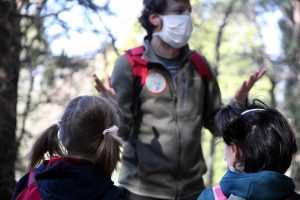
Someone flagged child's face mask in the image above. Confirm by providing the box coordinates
[153,14,193,49]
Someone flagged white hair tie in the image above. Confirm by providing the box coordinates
[241,108,266,116]
[103,125,119,136]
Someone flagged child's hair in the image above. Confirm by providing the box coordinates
[218,99,297,174]
[28,95,123,176]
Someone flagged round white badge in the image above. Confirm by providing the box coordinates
[145,73,167,94]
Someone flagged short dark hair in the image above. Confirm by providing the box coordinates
[138,0,167,37]
[219,99,297,174]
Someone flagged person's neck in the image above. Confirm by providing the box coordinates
[151,36,181,59]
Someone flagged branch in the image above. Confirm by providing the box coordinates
[16,67,35,149]
[94,9,120,56]
[215,0,236,73]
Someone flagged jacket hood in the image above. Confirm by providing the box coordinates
[220,170,296,200]
[34,157,120,200]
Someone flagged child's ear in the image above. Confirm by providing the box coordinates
[232,144,241,159]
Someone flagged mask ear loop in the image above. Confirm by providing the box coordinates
[224,144,237,172]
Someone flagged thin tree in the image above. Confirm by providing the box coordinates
[0,1,21,199]
[206,0,236,187]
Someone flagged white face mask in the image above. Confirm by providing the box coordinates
[153,14,193,49]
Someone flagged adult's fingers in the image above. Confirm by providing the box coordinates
[256,68,267,80]
[247,68,267,89]
[104,73,111,90]
[93,74,107,93]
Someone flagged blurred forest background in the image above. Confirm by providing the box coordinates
[0,0,299,199]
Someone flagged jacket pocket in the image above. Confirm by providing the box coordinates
[177,76,205,118]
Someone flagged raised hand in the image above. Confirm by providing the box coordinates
[234,68,267,104]
[93,73,116,99]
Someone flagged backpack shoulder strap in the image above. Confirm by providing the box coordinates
[125,46,148,86]
[189,51,212,119]
[189,51,212,81]
[28,169,36,185]
[213,185,227,200]
[15,169,41,200]
[124,46,148,138]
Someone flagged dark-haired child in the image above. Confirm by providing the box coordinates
[13,96,125,200]
[198,100,300,200]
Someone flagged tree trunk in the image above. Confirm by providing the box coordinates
[0,1,21,199]
[206,0,236,187]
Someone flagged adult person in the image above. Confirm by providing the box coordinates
[94,0,266,199]
[198,100,300,200]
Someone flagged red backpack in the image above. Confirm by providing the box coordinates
[124,46,212,137]
[124,46,211,86]
[15,169,42,200]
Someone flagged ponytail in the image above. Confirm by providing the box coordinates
[28,124,64,170]
[95,132,122,176]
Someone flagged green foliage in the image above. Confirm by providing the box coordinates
[189,0,273,185]
[13,0,299,191]
[202,130,226,186]
[190,1,272,104]
[124,21,145,49]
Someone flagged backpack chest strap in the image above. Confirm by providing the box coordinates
[213,185,227,200]
[28,169,36,185]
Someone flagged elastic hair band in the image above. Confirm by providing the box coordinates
[241,108,266,116]
[57,123,67,153]
[103,125,119,136]
[56,121,60,128]
[56,122,61,140]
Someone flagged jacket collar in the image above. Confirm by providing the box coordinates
[34,156,114,200]
[220,170,296,200]
[141,38,191,65]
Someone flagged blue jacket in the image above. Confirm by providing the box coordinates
[13,157,125,200]
[198,170,299,200]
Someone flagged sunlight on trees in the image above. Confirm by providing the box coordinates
[0,0,299,199]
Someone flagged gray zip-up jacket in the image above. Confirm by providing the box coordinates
[111,40,223,199]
